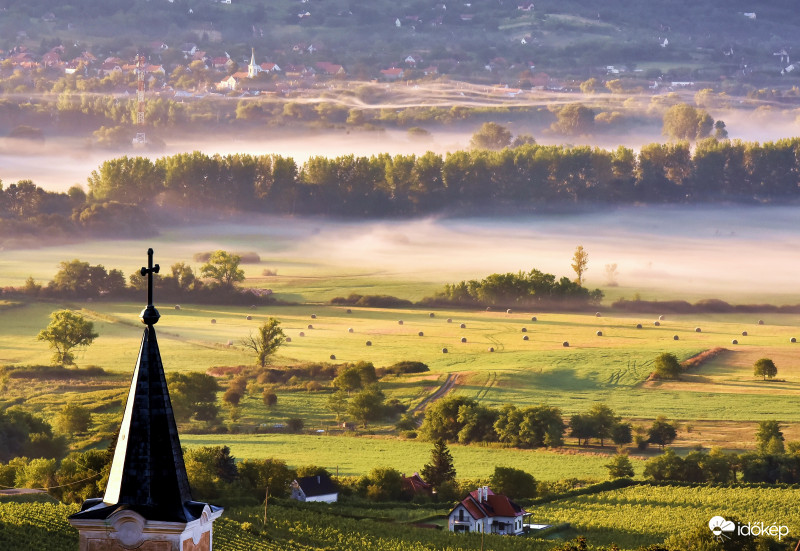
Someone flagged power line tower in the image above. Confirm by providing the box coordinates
[133,53,146,145]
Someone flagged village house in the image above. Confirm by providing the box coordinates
[290,474,338,503]
[401,473,433,498]
[381,67,404,80]
[448,486,527,536]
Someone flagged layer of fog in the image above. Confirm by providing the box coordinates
[3,205,798,301]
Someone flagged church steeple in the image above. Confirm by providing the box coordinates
[248,47,258,78]
[69,248,222,550]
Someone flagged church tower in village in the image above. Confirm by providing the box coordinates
[247,47,259,78]
[69,249,222,551]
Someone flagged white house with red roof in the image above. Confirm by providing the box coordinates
[447,486,527,536]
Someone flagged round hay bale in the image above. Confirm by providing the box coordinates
[174,305,181,310]
[227,340,233,346]
[654,321,660,327]
[330,354,336,360]
[731,339,738,345]
[595,312,601,317]
[418,331,424,337]
[562,341,569,347]
[521,327,527,333]
[596,331,603,336]
[531,316,537,322]
[442,348,448,354]
[659,315,665,320]
[299,332,305,337]
[285,337,292,343]
[522,335,529,341]
[307,324,314,329]
[673,335,679,341]
[398,320,404,325]
[488,347,494,352]
[348,328,354,333]
[695,327,701,333]
[211,319,216,324]
[246,315,252,321]
[636,324,642,329]
[365,340,372,346]
[311,314,317,319]
[346,309,352,314]
[447,318,453,323]
[758,319,765,325]
[486,307,491,311]
[506,309,512,314]
[429,312,435,318]
[460,323,466,329]
[741,331,748,336]
[460,337,467,343]
[250,305,257,310]
[791,337,797,343]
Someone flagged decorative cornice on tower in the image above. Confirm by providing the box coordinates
[69,248,222,550]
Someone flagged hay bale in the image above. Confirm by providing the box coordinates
[595,312,601,317]
[791,337,797,343]
[346,309,352,314]
[311,314,317,319]
[506,309,512,314]
[562,341,569,347]
[460,337,467,343]
[447,318,453,323]
[636,324,642,329]
[531,316,537,322]
[731,339,738,345]
[418,331,424,337]
[365,340,372,346]
[486,307,491,311]
[308,324,314,329]
[398,320,404,325]
[741,331,748,336]
[246,315,252,321]
[522,335,529,341]
[330,354,336,360]
[285,337,292,343]
[521,327,527,333]
[658,315,665,320]
[488,347,494,352]
[299,332,305,337]
[442,348,448,353]
[348,328,354,333]
[460,323,466,329]
[227,340,233,346]
[429,312,435,318]
[249,305,257,310]
[211,319,216,324]
[695,327,701,333]
[758,319,765,325]
[654,321,660,326]
[174,305,181,310]
[673,335,679,340]
[596,331,603,336]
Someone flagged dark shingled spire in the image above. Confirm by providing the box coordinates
[71,248,215,523]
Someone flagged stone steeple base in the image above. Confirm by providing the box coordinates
[70,504,222,551]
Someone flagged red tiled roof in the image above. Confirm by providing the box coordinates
[455,488,527,520]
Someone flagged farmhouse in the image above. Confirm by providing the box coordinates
[290,474,339,503]
[448,486,526,535]
[401,472,433,498]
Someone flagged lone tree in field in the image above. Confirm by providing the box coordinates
[37,310,99,366]
[200,250,245,288]
[653,352,682,380]
[241,317,285,367]
[604,454,634,479]
[571,245,589,286]
[469,122,512,150]
[753,358,777,381]
[420,439,457,488]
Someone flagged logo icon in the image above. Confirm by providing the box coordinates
[709,516,736,540]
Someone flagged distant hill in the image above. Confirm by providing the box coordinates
[3,0,800,85]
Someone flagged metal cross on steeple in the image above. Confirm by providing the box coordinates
[139,248,161,325]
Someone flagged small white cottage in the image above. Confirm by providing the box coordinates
[448,486,527,535]
[290,474,339,503]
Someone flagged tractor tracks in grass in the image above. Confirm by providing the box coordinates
[411,372,460,417]
[475,371,497,401]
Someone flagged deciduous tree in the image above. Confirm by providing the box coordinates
[241,318,285,367]
[753,358,777,381]
[37,310,99,366]
[200,250,245,288]
[571,245,589,285]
